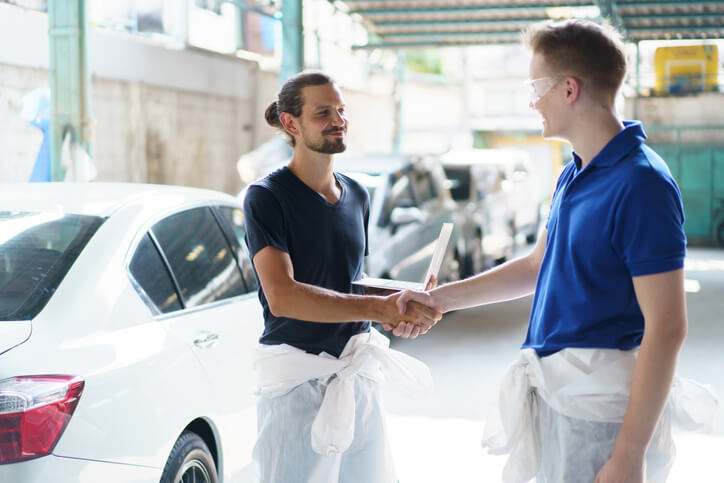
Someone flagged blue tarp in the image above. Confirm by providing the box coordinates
[22,88,51,182]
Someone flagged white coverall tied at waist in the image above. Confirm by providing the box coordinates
[483,348,719,483]
[253,328,433,457]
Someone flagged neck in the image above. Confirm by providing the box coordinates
[288,148,339,201]
[569,106,624,169]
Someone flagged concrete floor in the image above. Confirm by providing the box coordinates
[385,246,724,483]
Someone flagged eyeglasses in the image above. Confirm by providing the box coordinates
[524,76,562,104]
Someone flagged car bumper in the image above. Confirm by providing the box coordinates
[0,454,161,483]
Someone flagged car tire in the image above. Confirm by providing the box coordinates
[462,234,483,278]
[160,431,218,483]
[526,208,542,244]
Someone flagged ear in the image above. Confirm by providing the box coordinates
[279,112,300,137]
[563,76,581,104]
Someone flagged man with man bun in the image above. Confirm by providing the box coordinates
[243,70,440,482]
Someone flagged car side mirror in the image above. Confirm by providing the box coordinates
[390,206,426,227]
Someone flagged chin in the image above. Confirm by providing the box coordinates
[540,123,558,140]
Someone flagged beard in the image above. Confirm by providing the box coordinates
[301,127,347,154]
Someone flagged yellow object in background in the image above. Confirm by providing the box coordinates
[654,45,719,95]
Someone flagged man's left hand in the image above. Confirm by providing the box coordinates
[382,275,439,338]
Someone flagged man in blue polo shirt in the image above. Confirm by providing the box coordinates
[396,20,692,482]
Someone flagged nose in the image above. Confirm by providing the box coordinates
[333,111,346,127]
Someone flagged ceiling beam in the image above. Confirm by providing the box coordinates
[346,3,593,16]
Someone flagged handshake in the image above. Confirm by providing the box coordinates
[374,276,444,340]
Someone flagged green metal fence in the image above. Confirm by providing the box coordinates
[647,125,724,247]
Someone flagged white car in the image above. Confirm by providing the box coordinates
[0,183,264,482]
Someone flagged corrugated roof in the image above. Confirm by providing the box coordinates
[329,0,724,48]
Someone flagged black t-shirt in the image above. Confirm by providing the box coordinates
[243,166,370,357]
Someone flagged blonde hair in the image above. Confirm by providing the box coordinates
[522,19,627,105]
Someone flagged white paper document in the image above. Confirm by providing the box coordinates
[353,223,454,292]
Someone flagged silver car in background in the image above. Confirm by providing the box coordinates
[442,149,544,274]
[441,159,515,276]
[336,154,460,284]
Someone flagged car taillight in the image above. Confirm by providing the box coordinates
[0,375,85,464]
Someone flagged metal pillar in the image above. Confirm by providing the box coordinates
[595,0,625,32]
[280,0,304,84]
[392,50,406,153]
[634,40,640,119]
[48,0,91,181]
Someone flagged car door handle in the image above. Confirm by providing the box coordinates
[193,333,219,349]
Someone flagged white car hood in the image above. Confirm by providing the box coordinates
[0,321,32,356]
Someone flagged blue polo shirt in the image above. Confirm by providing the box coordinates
[523,121,686,356]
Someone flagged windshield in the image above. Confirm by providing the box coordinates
[0,211,105,321]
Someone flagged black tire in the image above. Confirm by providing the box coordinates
[461,234,483,278]
[160,431,218,483]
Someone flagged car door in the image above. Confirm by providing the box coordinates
[369,169,424,281]
[148,205,262,480]
[371,165,451,282]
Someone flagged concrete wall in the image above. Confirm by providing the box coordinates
[402,78,465,154]
[0,3,464,193]
[0,63,48,183]
[0,4,256,194]
[625,93,724,144]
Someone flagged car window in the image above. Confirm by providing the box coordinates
[129,233,183,314]
[411,169,437,204]
[216,205,258,293]
[0,211,104,321]
[151,207,245,308]
[380,172,415,226]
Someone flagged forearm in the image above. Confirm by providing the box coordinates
[429,254,539,312]
[268,281,386,323]
[613,317,686,459]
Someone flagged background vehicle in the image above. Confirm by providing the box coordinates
[335,154,460,284]
[442,149,544,249]
[0,183,263,483]
[441,159,515,276]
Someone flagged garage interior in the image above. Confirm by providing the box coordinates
[1,1,722,481]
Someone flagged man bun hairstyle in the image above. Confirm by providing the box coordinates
[264,70,335,147]
[522,19,627,105]
[264,101,282,129]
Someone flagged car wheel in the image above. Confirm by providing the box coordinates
[160,431,218,483]
[462,234,483,278]
[526,208,543,244]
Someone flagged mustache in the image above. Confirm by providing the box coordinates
[323,127,346,134]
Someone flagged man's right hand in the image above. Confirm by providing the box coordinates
[379,291,441,339]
